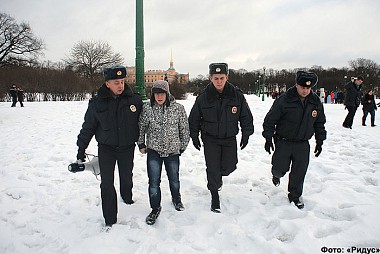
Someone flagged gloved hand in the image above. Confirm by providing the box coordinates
[192,137,201,151]
[264,138,274,154]
[314,141,323,157]
[240,136,249,150]
[77,148,86,162]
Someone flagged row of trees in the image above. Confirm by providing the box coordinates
[188,58,380,96]
[1,12,380,102]
[0,12,128,101]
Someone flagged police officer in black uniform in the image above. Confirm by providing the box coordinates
[76,65,143,229]
[262,71,327,209]
[9,84,17,107]
[188,63,254,213]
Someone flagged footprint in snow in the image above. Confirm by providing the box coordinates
[313,207,357,222]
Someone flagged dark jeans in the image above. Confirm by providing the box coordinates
[147,149,181,209]
[362,110,375,126]
[98,144,135,226]
[343,106,358,127]
[271,140,310,200]
[202,135,238,191]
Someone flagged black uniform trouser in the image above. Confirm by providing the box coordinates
[271,140,310,201]
[202,135,238,191]
[11,96,17,107]
[343,106,358,127]
[98,144,135,225]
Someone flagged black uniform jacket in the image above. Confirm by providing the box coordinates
[9,88,17,97]
[344,81,362,107]
[262,86,326,143]
[189,82,254,140]
[77,84,143,150]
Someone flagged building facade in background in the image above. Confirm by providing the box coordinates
[126,52,189,92]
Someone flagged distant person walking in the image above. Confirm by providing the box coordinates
[342,76,363,129]
[330,91,335,104]
[9,84,17,107]
[361,90,377,127]
[17,87,24,107]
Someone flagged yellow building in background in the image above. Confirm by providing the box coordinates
[126,51,189,90]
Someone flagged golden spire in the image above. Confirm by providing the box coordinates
[169,48,174,70]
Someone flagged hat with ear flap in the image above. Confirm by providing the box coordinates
[103,65,126,81]
[150,80,171,107]
[209,63,228,75]
[296,71,318,87]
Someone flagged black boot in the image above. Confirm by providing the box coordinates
[210,190,221,213]
[288,194,304,209]
[146,207,161,225]
[172,199,185,211]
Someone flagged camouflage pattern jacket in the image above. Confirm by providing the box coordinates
[138,97,190,157]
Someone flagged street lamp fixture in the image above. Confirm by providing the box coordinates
[262,66,266,101]
[258,77,261,96]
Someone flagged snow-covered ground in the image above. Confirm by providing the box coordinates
[1,94,379,254]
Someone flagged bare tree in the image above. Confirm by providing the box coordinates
[349,58,378,72]
[348,58,380,89]
[0,12,45,67]
[64,40,123,81]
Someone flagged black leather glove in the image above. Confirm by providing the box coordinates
[264,138,274,154]
[192,137,201,151]
[77,148,86,162]
[240,136,249,150]
[314,141,323,157]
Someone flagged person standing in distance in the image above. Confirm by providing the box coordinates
[76,65,143,230]
[361,89,377,127]
[342,76,364,129]
[17,87,24,107]
[9,84,17,107]
[262,71,327,209]
[138,80,190,225]
[188,63,254,213]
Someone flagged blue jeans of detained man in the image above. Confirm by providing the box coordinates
[147,149,181,209]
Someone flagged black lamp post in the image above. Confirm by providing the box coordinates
[262,66,266,101]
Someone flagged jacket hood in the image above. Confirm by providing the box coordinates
[150,92,175,107]
[150,80,174,107]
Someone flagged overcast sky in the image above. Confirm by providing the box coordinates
[3,0,380,78]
